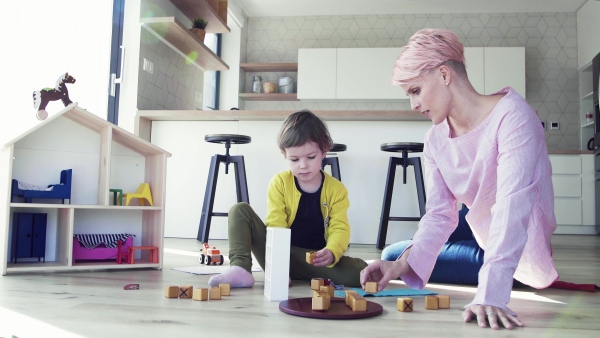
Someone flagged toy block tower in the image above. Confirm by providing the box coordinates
[264,227,291,301]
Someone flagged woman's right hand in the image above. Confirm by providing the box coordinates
[359,259,408,292]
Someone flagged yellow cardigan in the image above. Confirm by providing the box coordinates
[265,170,350,266]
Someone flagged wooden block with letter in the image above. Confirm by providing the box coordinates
[164,285,178,298]
[365,281,378,293]
[425,295,439,310]
[193,288,209,301]
[306,251,317,264]
[350,293,367,312]
[312,291,331,311]
[219,283,231,296]
[345,290,358,306]
[311,278,324,290]
[209,287,221,300]
[438,295,450,309]
[397,297,413,312]
[320,285,334,297]
[179,285,193,299]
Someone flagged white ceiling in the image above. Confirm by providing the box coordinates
[234,0,589,17]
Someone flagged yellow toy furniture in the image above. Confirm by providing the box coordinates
[123,183,153,206]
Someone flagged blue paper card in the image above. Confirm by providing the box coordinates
[334,287,438,298]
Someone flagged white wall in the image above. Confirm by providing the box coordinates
[0,0,113,146]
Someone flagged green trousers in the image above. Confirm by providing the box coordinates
[227,202,367,287]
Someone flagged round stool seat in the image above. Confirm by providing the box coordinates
[205,134,251,145]
[330,143,347,152]
[380,142,423,154]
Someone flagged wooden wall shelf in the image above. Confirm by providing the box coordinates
[169,0,230,33]
[238,93,298,101]
[240,63,298,72]
[141,17,229,71]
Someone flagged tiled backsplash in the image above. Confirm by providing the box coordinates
[138,28,204,111]
[243,13,579,150]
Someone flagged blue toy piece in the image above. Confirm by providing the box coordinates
[11,169,72,204]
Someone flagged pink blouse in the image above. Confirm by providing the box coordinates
[401,87,558,314]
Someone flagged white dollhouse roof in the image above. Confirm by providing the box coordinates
[2,103,171,157]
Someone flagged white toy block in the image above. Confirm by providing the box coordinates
[264,227,291,301]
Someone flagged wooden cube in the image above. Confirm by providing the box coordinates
[219,283,231,296]
[179,286,193,299]
[209,287,221,300]
[397,297,413,312]
[350,293,367,312]
[345,290,358,306]
[311,278,324,290]
[425,295,439,310]
[312,293,330,311]
[193,288,209,301]
[319,285,334,297]
[365,281,378,293]
[306,251,317,264]
[438,295,450,309]
[164,285,179,298]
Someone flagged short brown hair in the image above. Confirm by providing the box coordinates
[277,110,333,153]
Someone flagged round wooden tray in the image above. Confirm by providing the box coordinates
[279,297,383,319]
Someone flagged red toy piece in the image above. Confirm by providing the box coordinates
[199,243,224,265]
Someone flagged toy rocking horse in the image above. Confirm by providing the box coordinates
[32,72,76,120]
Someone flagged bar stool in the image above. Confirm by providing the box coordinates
[376,142,426,250]
[321,143,346,181]
[197,134,251,243]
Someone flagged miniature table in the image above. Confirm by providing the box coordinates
[109,188,123,205]
[128,245,159,264]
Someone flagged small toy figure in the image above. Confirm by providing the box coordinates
[199,242,224,265]
[32,72,76,120]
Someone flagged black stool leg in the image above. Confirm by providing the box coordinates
[230,155,250,203]
[321,157,341,181]
[409,157,427,216]
[377,157,401,250]
[197,154,222,243]
[376,157,426,250]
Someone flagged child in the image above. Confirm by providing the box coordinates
[208,110,367,288]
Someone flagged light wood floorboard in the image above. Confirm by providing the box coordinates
[1,235,599,338]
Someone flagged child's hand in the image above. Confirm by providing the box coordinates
[312,248,334,267]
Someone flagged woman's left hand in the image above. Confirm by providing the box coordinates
[312,248,334,266]
[462,304,524,330]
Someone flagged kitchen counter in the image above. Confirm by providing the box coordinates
[135,110,594,154]
[135,109,426,141]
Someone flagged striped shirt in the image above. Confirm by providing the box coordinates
[401,87,558,314]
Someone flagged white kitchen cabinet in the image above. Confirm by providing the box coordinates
[298,47,525,101]
[0,104,171,275]
[297,48,337,100]
[464,47,484,94]
[336,48,403,100]
[550,154,595,234]
[464,47,525,98]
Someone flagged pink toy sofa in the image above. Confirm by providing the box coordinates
[72,236,133,262]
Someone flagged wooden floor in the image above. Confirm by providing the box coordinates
[1,235,599,338]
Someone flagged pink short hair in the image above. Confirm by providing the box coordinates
[391,28,466,86]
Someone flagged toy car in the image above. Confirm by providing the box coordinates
[199,243,224,265]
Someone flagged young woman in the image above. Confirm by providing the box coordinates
[209,110,367,288]
[360,28,558,330]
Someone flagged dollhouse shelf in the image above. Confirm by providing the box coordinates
[0,104,171,275]
[169,0,230,33]
[141,17,229,71]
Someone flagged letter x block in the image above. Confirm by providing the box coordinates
[397,297,413,312]
[179,286,193,299]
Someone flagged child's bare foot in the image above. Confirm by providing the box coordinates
[208,266,255,288]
